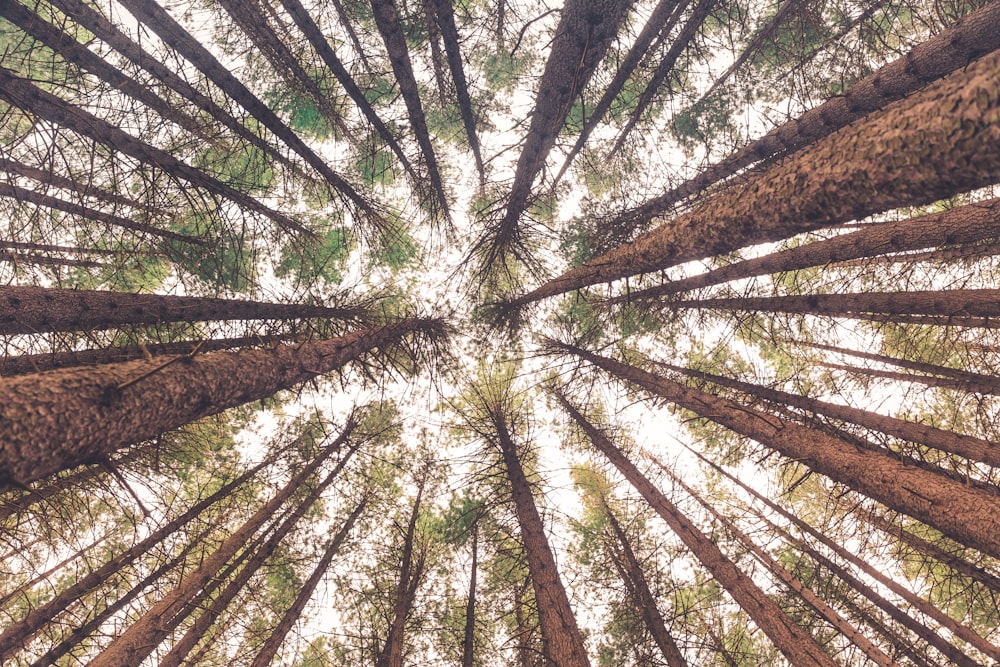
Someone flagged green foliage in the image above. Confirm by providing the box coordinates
[193,143,275,195]
[263,87,336,140]
[276,226,351,286]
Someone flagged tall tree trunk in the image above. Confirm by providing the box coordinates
[0,285,357,335]
[0,252,101,269]
[554,344,1000,559]
[657,361,1000,467]
[687,445,1000,661]
[837,593,945,667]
[89,431,352,667]
[369,0,451,219]
[160,451,358,667]
[608,197,1000,303]
[0,181,202,245]
[0,318,432,485]
[461,521,479,667]
[494,417,591,667]
[0,445,286,661]
[0,67,312,237]
[550,0,689,188]
[513,579,535,667]
[375,482,428,667]
[0,239,121,256]
[602,502,687,666]
[114,0,379,223]
[1,334,293,377]
[554,390,839,667]
[511,46,1000,308]
[818,359,1000,396]
[248,494,368,667]
[617,0,1000,225]
[0,534,110,610]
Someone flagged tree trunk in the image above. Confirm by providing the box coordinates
[657,361,1000,468]
[512,46,1000,308]
[461,521,478,667]
[0,446,284,661]
[0,251,101,269]
[89,431,352,667]
[0,181,202,245]
[494,418,591,667]
[555,344,1000,560]
[0,66,312,237]
[248,494,368,667]
[0,239,120,256]
[603,503,687,666]
[375,482,428,667]
[513,579,535,667]
[688,445,1000,661]
[550,0,689,188]
[618,0,1000,224]
[608,197,1000,303]
[369,0,451,220]
[0,318,431,485]
[818,359,1000,396]
[0,286,357,335]
[0,534,110,610]
[554,390,839,667]
[1,334,293,377]
[837,594,944,667]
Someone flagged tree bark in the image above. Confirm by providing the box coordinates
[0,286,357,335]
[248,494,368,667]
[657,361,1000,468]
[0,66,312,237]
[554,390,839,667]
[555,344,1000,560]
[494,417,591,667]
[89,431,352,667]
[512,46,1000,308]
[607,197,1000,303]
[461,521,478,667]
[0,319,428,485]
[0,251,101,269]
[617,0,1000,225]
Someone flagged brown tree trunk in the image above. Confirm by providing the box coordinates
[0,239,120,256]
[369,0,451,219]
[0,318,431,485]
[838,595,944,667]
[512,46,1000,308]
[818,359,1000,396]
[554,390,839,667]
[461,521,479,667]
[248,494,368,667]
[608,197,1000,303]
[1,334,293,377]
[0,66,312,237]
[494,418,591,667]
[0,286,357,335]
[89,431,352,667]
[0,251,101,269]
[658,362,1000,467]
[602,503,687,666]
[618,0,1000,225]
[0,446,284,661]
[555,344,1000,560]
[513,579,535,667]
[0,181,202,245]
[0,534,110,610]
[375,482,428,667]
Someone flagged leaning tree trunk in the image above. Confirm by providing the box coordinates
[511,46,1000,308]
[0,67,312,237]
[0,285,358,335]
[554,390,839,667]
[89,432,352,667]
[0,252,101,269]
[0,446,285,661]
[607,196,1000,303]
[819,360,1000,396]
[617,0,1000,225]
[603,503,687,667]
[248,494,368,667]
[838,595,941,667]
[494,417,591,667]
[554,344,1000,560]
[657,361,1000,467]
[0,319,429,485]
[461,521,479,667]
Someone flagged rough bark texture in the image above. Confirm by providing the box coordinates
[0,67,311,236]
[660,362,1000,467]
[495,418,591,667]
[557,345,1000,560]
[248,495,367,667]
[0,252,101,269]
[621,0,1000,223]
[609,197,1000,303]
[0,286,353,335]
[0,319,426,485]
[461,522,478,667]
[89,432,350,667]
[555,391,838,667]
[514,47,1000,307]
[0,452,277,660]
